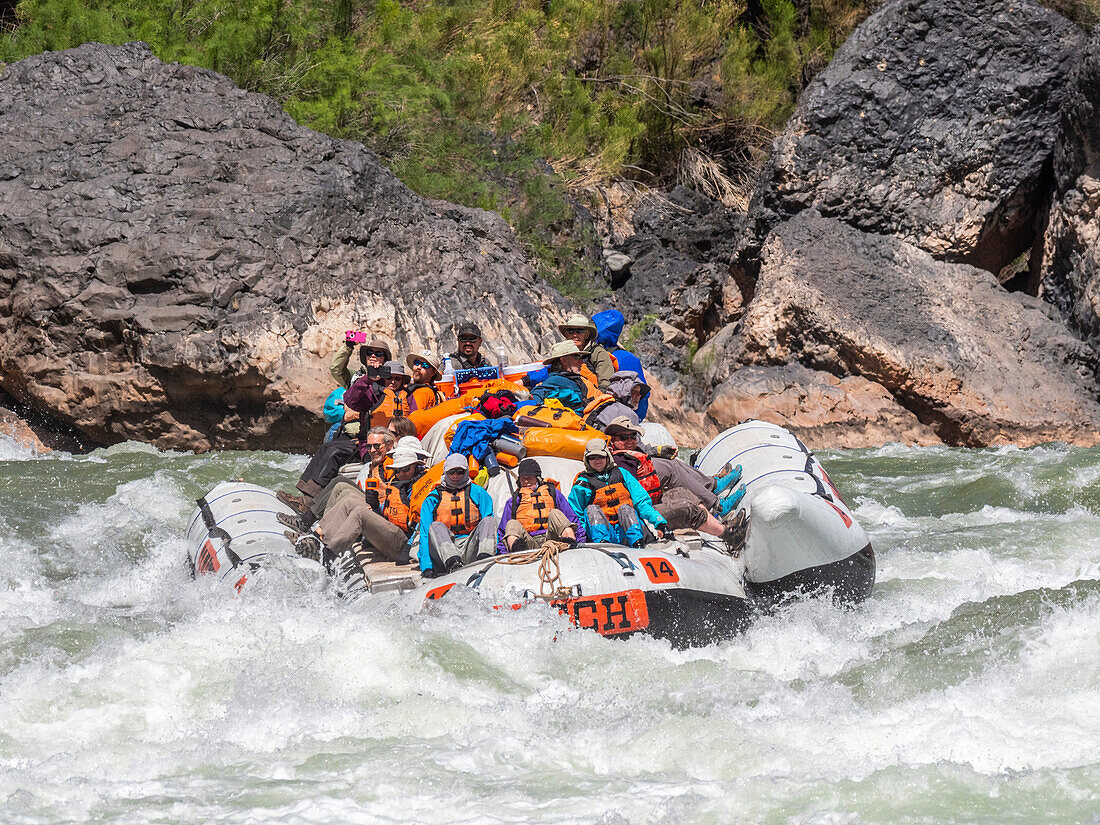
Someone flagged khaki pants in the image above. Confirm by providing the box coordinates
[502,509,575,553]
[317,493,408,561]
[654,486,708,530]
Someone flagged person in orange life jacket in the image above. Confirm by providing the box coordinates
[568,438,672,547]
[530,341,590,416]
[603,418,743,541]
[558,313,615,390]
[603,416,745,519]
[369,359,410,427]
[405,350,446,413]
[279,427,398,533]
[309,439,430,566]
[497,458,586,553]
[449,321,494,371]
[419,453,498,576]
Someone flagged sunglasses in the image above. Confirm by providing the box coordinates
[445,468,468,476]
[458,336,479,343]
[365,443,387,451]
[413,360,432,370]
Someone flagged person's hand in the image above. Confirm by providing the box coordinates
[652,445,678,460]
[363,489,381,511]
[656,526,674,541]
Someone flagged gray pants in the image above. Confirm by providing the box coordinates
[652,457,718,509]
[428,516,500,570]
[655,486,708,530]
[310,476,360,518]
[318,493,408,561]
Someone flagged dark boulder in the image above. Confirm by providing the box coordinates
[0,43,570,452]
[730,0,1085,292]
[1039,27,1100,352]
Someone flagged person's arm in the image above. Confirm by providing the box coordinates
[591,348,615,390]
[555,489,586,543]
[330,343,354,389]
[345,375,383,413]
[472,483,494,518]
[418,492,439,571]
[496,499,513,552]
[567,478,592,523]
[619,468,667,527]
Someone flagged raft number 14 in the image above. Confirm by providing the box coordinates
[639,557,680,583]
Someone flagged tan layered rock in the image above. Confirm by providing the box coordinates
[722,211,1100,447]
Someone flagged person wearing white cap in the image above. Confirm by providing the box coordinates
[417,453,499,576]
[305,437,430,566]
[567,438,672,547]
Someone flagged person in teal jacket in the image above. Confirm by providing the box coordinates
[568,438,672,547]
[418,454,498,576]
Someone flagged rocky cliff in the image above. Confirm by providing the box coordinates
[0,42,570,452]
[696,0,1100,447]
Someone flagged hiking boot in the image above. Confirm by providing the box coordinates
[715,485,746,518]
[293,534,323,562]
[714,464,743,496]
[721,511,749,557]
[277,512,306,532]
[277,491,309,514]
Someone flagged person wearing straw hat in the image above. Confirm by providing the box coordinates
[405,350,446,413]
[418,453,498,576]
[330,334,392,391]
[558,313,615,390]
[568,438,671,547]
[530,340,590,415]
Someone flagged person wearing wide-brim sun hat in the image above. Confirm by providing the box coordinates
[529,340,590,415]
[558,313,616,391]
[404,350,446,414]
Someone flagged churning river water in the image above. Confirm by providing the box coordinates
[1,434,1098,824]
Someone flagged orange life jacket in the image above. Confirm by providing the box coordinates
[575,468,630,525]
[433,485,481,534]
[577,372,616,418]
[407,383,445,413]
[371,387,407,427]
[380,481,416,534]
[357,461,389,497]
[614,449,661,503]
[510,481,559,534]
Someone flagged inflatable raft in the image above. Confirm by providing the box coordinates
[185,420,874,646]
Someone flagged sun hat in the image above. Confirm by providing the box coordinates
[557,313,597,337]
[542,340,583,365]
[603,416,644,438]
[405,350,442,375]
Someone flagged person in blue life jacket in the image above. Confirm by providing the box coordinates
[592,309,650,420]
[530,341,591,416]
[568,438,672,548]
[418,453,499,577]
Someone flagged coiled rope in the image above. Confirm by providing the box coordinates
[493,538,574,599]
